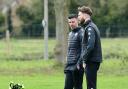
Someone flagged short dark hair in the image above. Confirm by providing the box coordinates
[78,6,92,16]
[68,14,78,19]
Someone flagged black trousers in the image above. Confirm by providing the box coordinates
[85,62,100,89]
[64,69,84,89]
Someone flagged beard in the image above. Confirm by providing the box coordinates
[78,18,85,25]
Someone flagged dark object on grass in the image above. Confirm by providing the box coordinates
[9,82,24,89]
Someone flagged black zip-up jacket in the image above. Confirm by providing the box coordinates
[64,27,83,72]
[77,20,102,65]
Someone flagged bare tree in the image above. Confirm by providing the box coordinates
[53,0,70,63]
[2,0,19,55]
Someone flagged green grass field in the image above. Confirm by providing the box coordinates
[1,74,128,89]
[0,38,56,60]
[0,60,128,89]
[0,38,128,89]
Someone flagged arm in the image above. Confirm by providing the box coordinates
[81,27,95,63]
[76,29,84,66]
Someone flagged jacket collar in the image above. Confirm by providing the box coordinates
[81,19,92,27]
[72,27,80,32]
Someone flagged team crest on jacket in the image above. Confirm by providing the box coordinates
[75,33,78,36]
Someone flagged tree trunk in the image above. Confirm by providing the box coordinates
[54,0,69,63]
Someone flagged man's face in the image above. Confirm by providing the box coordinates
[68,18,78,30]
[78,12,85,24]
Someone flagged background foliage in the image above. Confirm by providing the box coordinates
[0,0,128,37]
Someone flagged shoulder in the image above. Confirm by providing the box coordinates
[85,26,96,36]
[77,27,83,34]
[88,21,98,30]
[87,26,94,31]
[77,26,83,32]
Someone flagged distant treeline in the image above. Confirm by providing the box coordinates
[0,0,128,38]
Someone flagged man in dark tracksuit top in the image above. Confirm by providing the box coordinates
[77,6,102,89]
[64,14,84,89]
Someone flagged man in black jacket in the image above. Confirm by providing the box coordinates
[77,6,102,89]
[64,14,84,89]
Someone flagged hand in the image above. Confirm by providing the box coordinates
[83,63,86,69]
